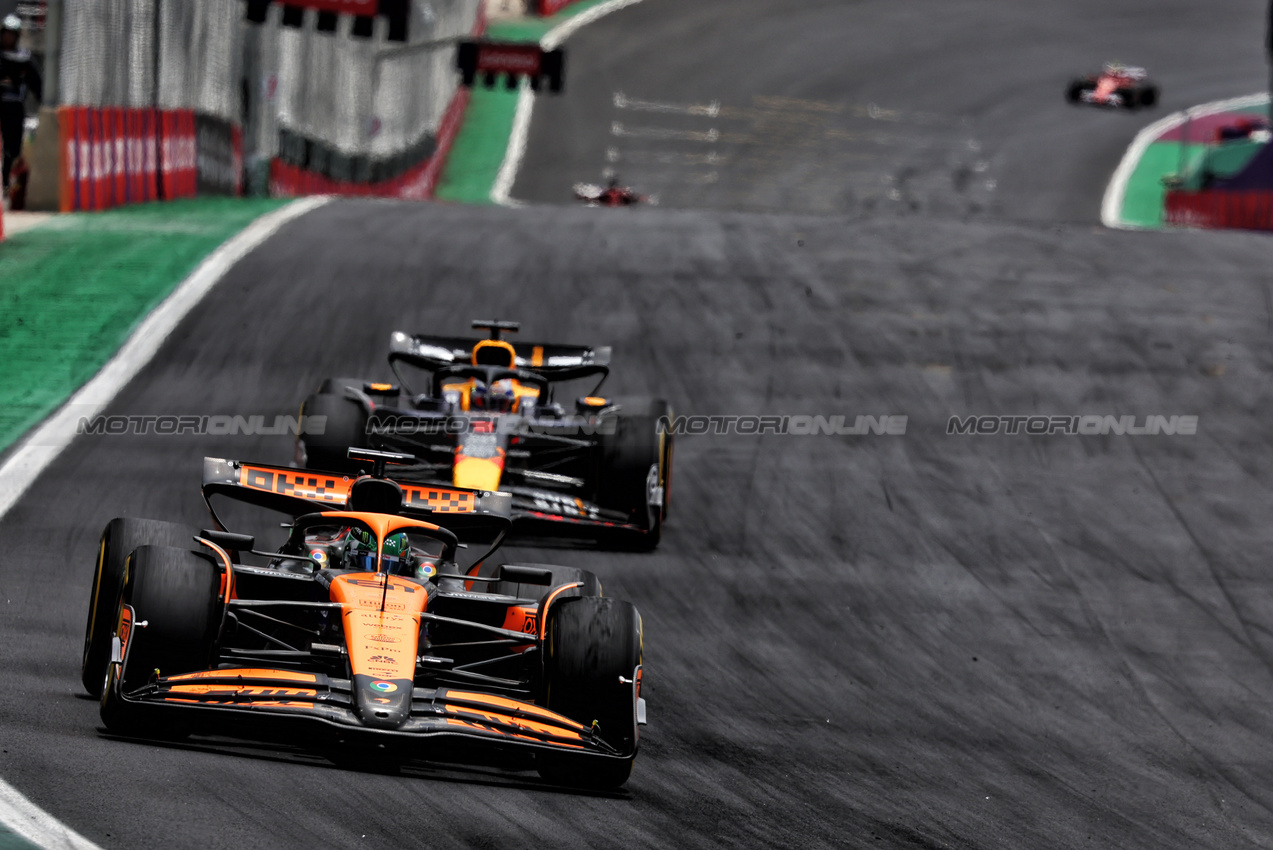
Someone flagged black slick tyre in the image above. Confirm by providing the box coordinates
[100,545,220,737]
[82,518,195,697]
[536,597,642,790]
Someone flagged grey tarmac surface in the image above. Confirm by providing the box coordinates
[516,0,1270,221]
[5,2,1273,849]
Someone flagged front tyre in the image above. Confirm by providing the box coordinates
[537,597,642,790]
[100,545,221,737]
[82,518,196,697]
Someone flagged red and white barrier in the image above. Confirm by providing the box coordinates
[537,0,577,14]
[58,106,200,212]
[1165,189,1273,232]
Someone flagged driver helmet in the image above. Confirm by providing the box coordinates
[343,526,377,572]
[2,15,21,32]
[380,531,418,576]
[488,379,519,412]
[471,381,516,412]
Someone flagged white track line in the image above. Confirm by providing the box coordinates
[0,778,101,850]
[0,196,328,848]
[0,777,102,850]
[491,0,649,205]
[1101,92,1268,229]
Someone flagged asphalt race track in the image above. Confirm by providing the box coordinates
[5,1,1273,848]
[517,0,1270,222]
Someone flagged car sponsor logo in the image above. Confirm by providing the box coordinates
[355,598,408,611]
[366,634,399,644]
[531,493,600,519]
[239,466,349,503]
[371,681,398,693]
[344,578,418,592]
[402,486,476,514]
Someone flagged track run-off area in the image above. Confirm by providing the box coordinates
[5,1,1273,848]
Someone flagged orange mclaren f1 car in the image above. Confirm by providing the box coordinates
[80,449,646,789]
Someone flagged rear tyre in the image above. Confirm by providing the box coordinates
[646,399,674,523]
[1065,80,1085,103]
[82,518,195,697]
[1140,85,1159,108]
[598,398,671,550]
[537,597,642,789]
[100,545,220,737]
[1115,88,1138,110]
[298,390,369,474]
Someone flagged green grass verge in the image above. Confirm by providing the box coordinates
[1121,143,1208,228]
[1115,102,1269,228]
[0,827,41,850]
[0,197,288,453]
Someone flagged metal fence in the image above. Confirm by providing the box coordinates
[253,0,480,162]
[59,0,239,123]
[54,0,482,193]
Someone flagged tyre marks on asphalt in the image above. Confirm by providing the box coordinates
[598,92,998,215]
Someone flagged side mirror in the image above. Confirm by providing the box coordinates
[199,529,255,551]
[498,564,553,586]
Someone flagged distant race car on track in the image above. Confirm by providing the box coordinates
[1066,62,1159,110]
[296,320,673,550]
[573,178,651,207]
[81,449,646,789]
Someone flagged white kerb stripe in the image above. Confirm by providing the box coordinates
[0,195,330,522]
[1101,92,1268,229]
[0,195,329,847]
[0,775,103,850]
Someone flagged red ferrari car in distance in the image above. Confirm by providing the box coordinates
[573,177,651,207]
[1066,63,1159,110]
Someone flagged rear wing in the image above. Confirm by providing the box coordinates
[388,331,610,381]
[201,457,512,537]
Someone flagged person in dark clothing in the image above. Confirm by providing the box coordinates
[0,14,41,193]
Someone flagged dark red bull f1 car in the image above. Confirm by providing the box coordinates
[81,449,646,789]
[296,321,673,550]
